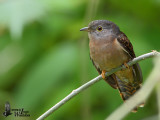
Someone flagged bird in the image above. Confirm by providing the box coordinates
[80,20,144,112]
[3,101,12,117]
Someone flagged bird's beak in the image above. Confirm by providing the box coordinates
[80,27,89,32]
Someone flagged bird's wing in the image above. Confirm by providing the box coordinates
[116,32,144,112]
[117,32,135,58]
[90,57,118,89]
[117,32,143,84]
[5,102,11,112]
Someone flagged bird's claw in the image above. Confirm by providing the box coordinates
[101,70,106,79]
[124,62,129,68]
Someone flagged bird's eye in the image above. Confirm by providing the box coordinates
[96,26,103,32]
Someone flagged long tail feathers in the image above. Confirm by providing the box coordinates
[116,77,145,112]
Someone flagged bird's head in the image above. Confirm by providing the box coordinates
[80,20,120,40]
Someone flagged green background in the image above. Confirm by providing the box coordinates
[0,0,159,120]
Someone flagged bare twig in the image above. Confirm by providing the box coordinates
[37,51,159,120]
[157,82,160,120]
[106,55,160,120]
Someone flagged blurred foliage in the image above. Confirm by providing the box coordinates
[0,0,160,120]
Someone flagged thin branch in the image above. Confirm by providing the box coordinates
[37,51,160,120]
[157,82,160,120]
[106,55,160,120]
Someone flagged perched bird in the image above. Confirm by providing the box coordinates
[3,101,12,117]
[80,20,144,112]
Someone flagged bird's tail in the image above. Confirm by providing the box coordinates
[117,77,145,112]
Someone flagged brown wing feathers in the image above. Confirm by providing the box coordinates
[117,32,136,58]
[117,32,144,111]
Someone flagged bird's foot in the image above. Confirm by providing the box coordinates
[124,62,129,68]
[101,70,106,79]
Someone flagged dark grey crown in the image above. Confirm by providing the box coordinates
[88,20,120,34]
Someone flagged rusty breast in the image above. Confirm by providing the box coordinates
[89,35,129,71]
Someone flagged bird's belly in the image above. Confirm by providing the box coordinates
[90,39,129,71]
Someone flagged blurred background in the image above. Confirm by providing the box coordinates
[0,0,160,120]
